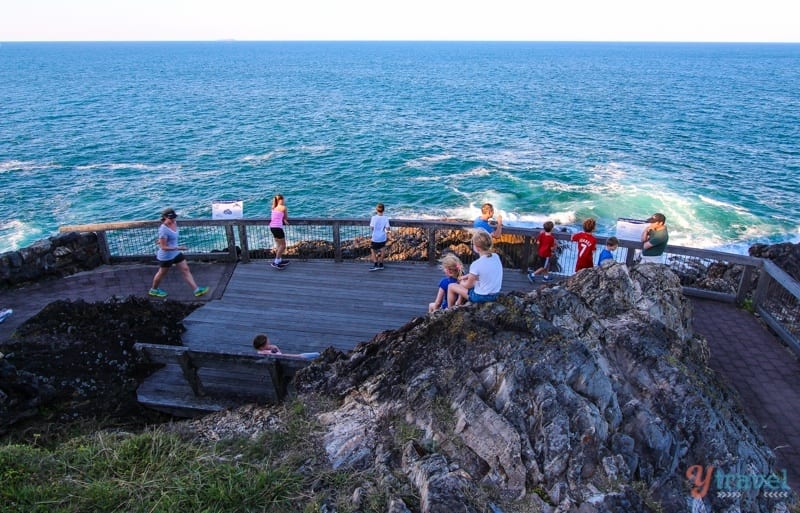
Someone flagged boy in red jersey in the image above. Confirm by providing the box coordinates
[571,218,597,272]
[528,220,556,283]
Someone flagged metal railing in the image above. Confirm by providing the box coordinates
[59,218,800,355]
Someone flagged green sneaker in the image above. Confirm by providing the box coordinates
[193,286,210,297]
[148,288,167,298]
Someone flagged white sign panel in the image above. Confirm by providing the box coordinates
[212,200,244,220]
[616,218,647,242]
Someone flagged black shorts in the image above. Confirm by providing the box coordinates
[158,253,186,268]
[270,227,285,239]
[533,255,551,270]
[371,241,386,251]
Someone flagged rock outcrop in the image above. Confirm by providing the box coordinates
[0,231,103,288]
[296,263,793,512]
[750,242,800,282]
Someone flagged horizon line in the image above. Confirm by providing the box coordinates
[3,39,800,45]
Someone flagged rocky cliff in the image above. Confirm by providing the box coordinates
[294,263,792,512]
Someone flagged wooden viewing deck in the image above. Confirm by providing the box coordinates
[136,260,533,415]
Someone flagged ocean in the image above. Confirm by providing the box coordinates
[1,41,799,255]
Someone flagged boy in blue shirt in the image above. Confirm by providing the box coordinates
[598,236,619,265]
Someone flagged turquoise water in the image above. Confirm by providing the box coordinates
[1,42,799,254]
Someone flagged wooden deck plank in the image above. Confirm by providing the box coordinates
[142,260,536,414]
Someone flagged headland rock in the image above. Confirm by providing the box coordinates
[294,262,792,512]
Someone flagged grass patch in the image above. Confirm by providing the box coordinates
[1,429,304,513]
[0,397,399,513]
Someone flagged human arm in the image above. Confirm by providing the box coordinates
[156,237,186,251]
[459,272,479,289]
[492,215,503,237]
[641,225,652,244]
[644,227,668,250]
[428,288,446,312]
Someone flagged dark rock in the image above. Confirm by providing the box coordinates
[295,262,795,512]
[750,242,800,282]
[0,296,198,435]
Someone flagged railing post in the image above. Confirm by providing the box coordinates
[238,224,250,263]
[95,231,112,265]
[224,225,237,262]
[427,227,437,265]
[521,234,533,273]
[735,264,754,305]
[752,261,771,310]
[333,222,342,262]
[625,244,637,267]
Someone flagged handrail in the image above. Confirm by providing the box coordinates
[58,216,800,354]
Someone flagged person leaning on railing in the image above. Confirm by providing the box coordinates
[641,213,669,263]
[473,203,503,238]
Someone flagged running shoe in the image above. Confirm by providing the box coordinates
[149,288,168,298]
[369,265,381,272]
[271,262,285,269]
[0,308,12,323]
[542,276,553,282]
[193,286,210,297]
[277,260,290,267]
[527,272,536,284]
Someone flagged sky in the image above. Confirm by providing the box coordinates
[2,0,799,43]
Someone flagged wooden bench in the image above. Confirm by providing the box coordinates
[134,342,313,416]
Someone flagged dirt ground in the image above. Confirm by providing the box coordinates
[0,296,198,439]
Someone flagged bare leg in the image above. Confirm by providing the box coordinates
[447,282,468,309]
[151,267,169,289]
[176,260,199,290]
[275,238,286,262]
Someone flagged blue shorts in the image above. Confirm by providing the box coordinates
[468,289,498,303]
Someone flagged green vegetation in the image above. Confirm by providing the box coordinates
[0,399,392,513]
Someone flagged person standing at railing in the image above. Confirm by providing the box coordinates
[641,213,669,263]
[572,218,598,272]
[528,220,556,283]
[369,202,391,271]
[598,236,619,265]
[148,208,210,298]
[473,203,503,238]
[270,194,290,269]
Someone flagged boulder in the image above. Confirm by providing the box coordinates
[296,262,793,512]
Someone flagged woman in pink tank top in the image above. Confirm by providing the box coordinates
[269,195,290,269]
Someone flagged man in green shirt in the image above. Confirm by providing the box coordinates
[641,213,669,263]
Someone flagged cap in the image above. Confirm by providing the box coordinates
[646,213,666,223]
[161,208,178,220]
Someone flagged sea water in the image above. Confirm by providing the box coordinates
[1,41,799,255]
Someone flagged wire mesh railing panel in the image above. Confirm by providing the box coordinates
[664,253,747,295]
[180,225,230,254]
[245,224,341,260]
[338,225,373,261]
[106,228,159,258]
[760,271,800,342]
